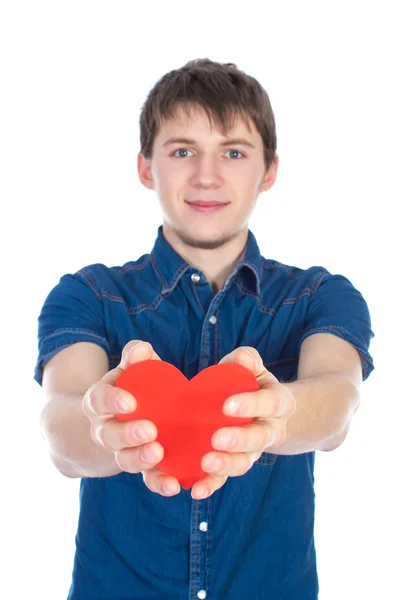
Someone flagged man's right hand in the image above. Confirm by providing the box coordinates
[82,340,181,497]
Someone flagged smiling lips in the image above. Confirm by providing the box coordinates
[188,200,227,206]
[186,200,229,213]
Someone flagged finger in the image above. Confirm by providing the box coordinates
[201,450,260,478]
[219,346,265,376]
[114,441,165,474]
[211,421,282,453]
[83,380,137,417]
[223,384,296,420]
[83,340,163,416]
[220,346,280,388]
[142,467,181,497]
[101,340,162,388]
[191,474,228,500]
[93,418,157,451]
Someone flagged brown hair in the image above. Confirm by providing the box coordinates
[139,58,277,172]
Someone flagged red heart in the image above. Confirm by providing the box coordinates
[115,360,259,489]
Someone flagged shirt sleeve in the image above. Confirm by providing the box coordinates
[33,266,110,387]
[297,271,375,381]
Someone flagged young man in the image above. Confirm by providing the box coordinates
[35,59,374,599]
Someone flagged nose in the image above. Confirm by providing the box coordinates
[190,154,223,188]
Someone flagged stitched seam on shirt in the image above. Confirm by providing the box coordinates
[77,268,102,301]
[42,328,108,343]
[205,498,211,595]
[95,291,126,303]
[93,291,172,314]
[234,278,259,299]
[281,271,330,304]
[265,357,298,369]
[302,325,354,336]
[202,313,209,369]
[193,500,199,599]
[192,282,206,317]
[214,309,219,364]
[261,259,299,279]
[150,252,169,290]
[118,255,149,274]
[256,452,278,466]
[234,279,276,315]
[301,326,374,377]
[169,262,190,290]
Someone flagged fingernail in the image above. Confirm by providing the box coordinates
[127,341,144,360]
[242,348,261,367]
[224,398,242,415]
[141,444,161,463]
[118,395,134,413]
[195,487,209,500]
[214,434,234,450]
[162,483,176,496]
[134,423,153,442]
[204,457,222,472]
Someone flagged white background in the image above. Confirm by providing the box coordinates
[1,1,399,599]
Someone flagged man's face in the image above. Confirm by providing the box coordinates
[138,105,278,250]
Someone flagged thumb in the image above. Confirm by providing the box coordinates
[219,346,262,373]
[101,340,160,387]
[219,346,279,385]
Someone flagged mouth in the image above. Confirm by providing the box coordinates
[185,200,229,213]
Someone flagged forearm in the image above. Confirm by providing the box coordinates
[273,373,360,455]
[40,393,122,478]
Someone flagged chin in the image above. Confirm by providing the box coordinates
[171,222,240,251]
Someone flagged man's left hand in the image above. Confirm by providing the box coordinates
[191,346,296,500]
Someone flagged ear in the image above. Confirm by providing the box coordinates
[137,152,155,190]
[259,155,279,193]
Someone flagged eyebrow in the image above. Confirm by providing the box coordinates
[162,137,256,149]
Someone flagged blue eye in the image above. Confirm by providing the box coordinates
[172,148,245,159]
[226,150,244,159]
[173,149,193,158]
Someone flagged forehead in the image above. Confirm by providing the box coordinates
[157,104,255,139]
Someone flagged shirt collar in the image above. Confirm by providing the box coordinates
[150,224,262,297]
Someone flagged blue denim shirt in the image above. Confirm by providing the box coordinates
[34,225,374,599]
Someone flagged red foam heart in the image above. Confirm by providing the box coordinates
[115,360,259,489]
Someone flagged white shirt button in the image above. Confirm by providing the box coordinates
[209,315,217,324]
[199,521,208,532]
[191,273,201,283]
[197,591,207,599]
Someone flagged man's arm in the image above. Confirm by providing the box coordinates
[188,333,366,499]
[40,341,121,478]
[275,332,363,455]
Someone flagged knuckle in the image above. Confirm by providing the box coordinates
[84,384,99,415]
[139,441,163,468]
[142,469,163,495]
[92,424,104,447]
[116,448,142,474]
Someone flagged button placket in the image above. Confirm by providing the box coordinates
[189,499,209,600]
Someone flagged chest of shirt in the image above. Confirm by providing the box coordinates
[102,272,306,384]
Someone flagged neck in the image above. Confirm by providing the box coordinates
[162,223,248,294]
